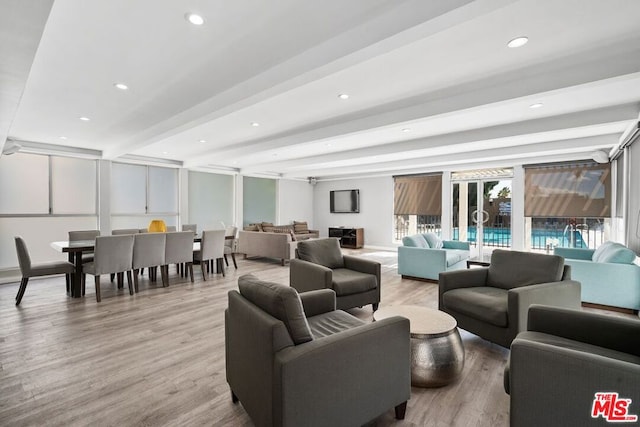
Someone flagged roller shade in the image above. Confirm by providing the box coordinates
[394,174,442,215]
[524,162,611,217]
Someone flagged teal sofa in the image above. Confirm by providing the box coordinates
[398,233,471,281]
[554,241,640,311]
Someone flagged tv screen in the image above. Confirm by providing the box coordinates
[330,189,359,213]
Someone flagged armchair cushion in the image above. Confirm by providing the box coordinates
[238,274,312,345]
[307,309,365,338]
[332,268,377,296]
[297,238,344,269]
[487,249,564,290]
[443,287,508,327]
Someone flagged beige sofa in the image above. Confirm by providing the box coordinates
[237,223,319,265]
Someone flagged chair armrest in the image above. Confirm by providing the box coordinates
[299,289,336,317]
[443,240,471,250]
[343,255,381,277]
[290,259,332,293]
[527,305,640,356]
[553,247,594,260]
[508,280,581,334]
[275,316,410,427]
[509,335,640,426]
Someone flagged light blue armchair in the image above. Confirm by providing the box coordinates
[398,233,470,281]
[554,241,640,311]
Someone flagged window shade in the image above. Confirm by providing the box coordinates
[394,174,442,215]
[524,162,611,217]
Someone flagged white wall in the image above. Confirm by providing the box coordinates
[313,177,394,249]
[278,179,315,227]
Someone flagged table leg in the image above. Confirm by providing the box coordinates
[70,252,84,298]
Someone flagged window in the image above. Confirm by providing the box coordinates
[188,171,234,230]
[393,174,442,240]
[524,161,611,250]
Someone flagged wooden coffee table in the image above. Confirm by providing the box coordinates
[374,305,465,387]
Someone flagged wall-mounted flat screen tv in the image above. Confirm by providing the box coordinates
[330,189,360,213]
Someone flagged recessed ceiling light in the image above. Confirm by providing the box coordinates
[79,116,90,121]
[199,139,207,143]
[59,136,67,140]
[114,83,128,90]
[529,103,544,109]
[338,93,349,100]
[185,13,204,26]
[251,122,260,127]
[401,128,411,133]
[507,36,529,48]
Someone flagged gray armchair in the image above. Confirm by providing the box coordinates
[439,249,581,348]
[505,305,640,427]
[290,238,381,311]
[225,274,410,427]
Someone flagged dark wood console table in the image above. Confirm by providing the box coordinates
[328,227,364,249]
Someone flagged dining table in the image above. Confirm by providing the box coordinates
[50,234,233,298]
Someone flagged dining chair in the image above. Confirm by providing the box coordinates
[110,229,140,284]
[68,230,100,263]
[14,237,75,305]
[164,231,195,285]
[182,224,197,233]
[132,233,166,292]
[194,229,226,280]
[224,225,238,269]
[83,235,135,302]
[148,219,167,232]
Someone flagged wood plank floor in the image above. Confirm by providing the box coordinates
[0,250,631,426]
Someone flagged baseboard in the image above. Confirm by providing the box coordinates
[0,268,21,285]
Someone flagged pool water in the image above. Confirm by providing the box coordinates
[452,227,587,248]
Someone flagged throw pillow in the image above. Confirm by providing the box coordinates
[261,222,275,233]
[244,224,260,232]
[423,233,443,249]
[402,235,428,248]
[293,220,309,234]
[591,240,616,262]
[238,274,312,345]
[597,243,636,264]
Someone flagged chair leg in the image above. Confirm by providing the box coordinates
[110,273,115,282]
[133,269,139,293]
[15,277,29,305]
[231,253,237,269]
[218,258,225,277]
[224,254,229,267]
[231,391,239,404]
[395,401,407,420]
[95,276,101,302]
[372,303,379,312]
[161,265,168,287]
[188,262,194,283]
[117,272,124,289]
[81,274,86,296]
[201,261,207,281]
[127,271,134,295]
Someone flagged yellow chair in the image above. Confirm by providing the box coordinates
[148,219,167,233]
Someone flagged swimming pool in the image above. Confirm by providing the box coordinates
[452,227,587,248]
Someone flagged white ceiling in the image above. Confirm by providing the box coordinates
[3,0,640,180]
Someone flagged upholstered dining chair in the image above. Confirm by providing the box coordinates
[224,225,238,269]
[132,233,166,291]
[14,237,75,306]
[164,231,194,285]
[182,224,197,233]
[148,219,167,232]
[110,229,140,284]
[68,230,100,264]
[194,229,225,279]
[83,235,135,302]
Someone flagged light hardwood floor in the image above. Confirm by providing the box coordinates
[1,250,624,427]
